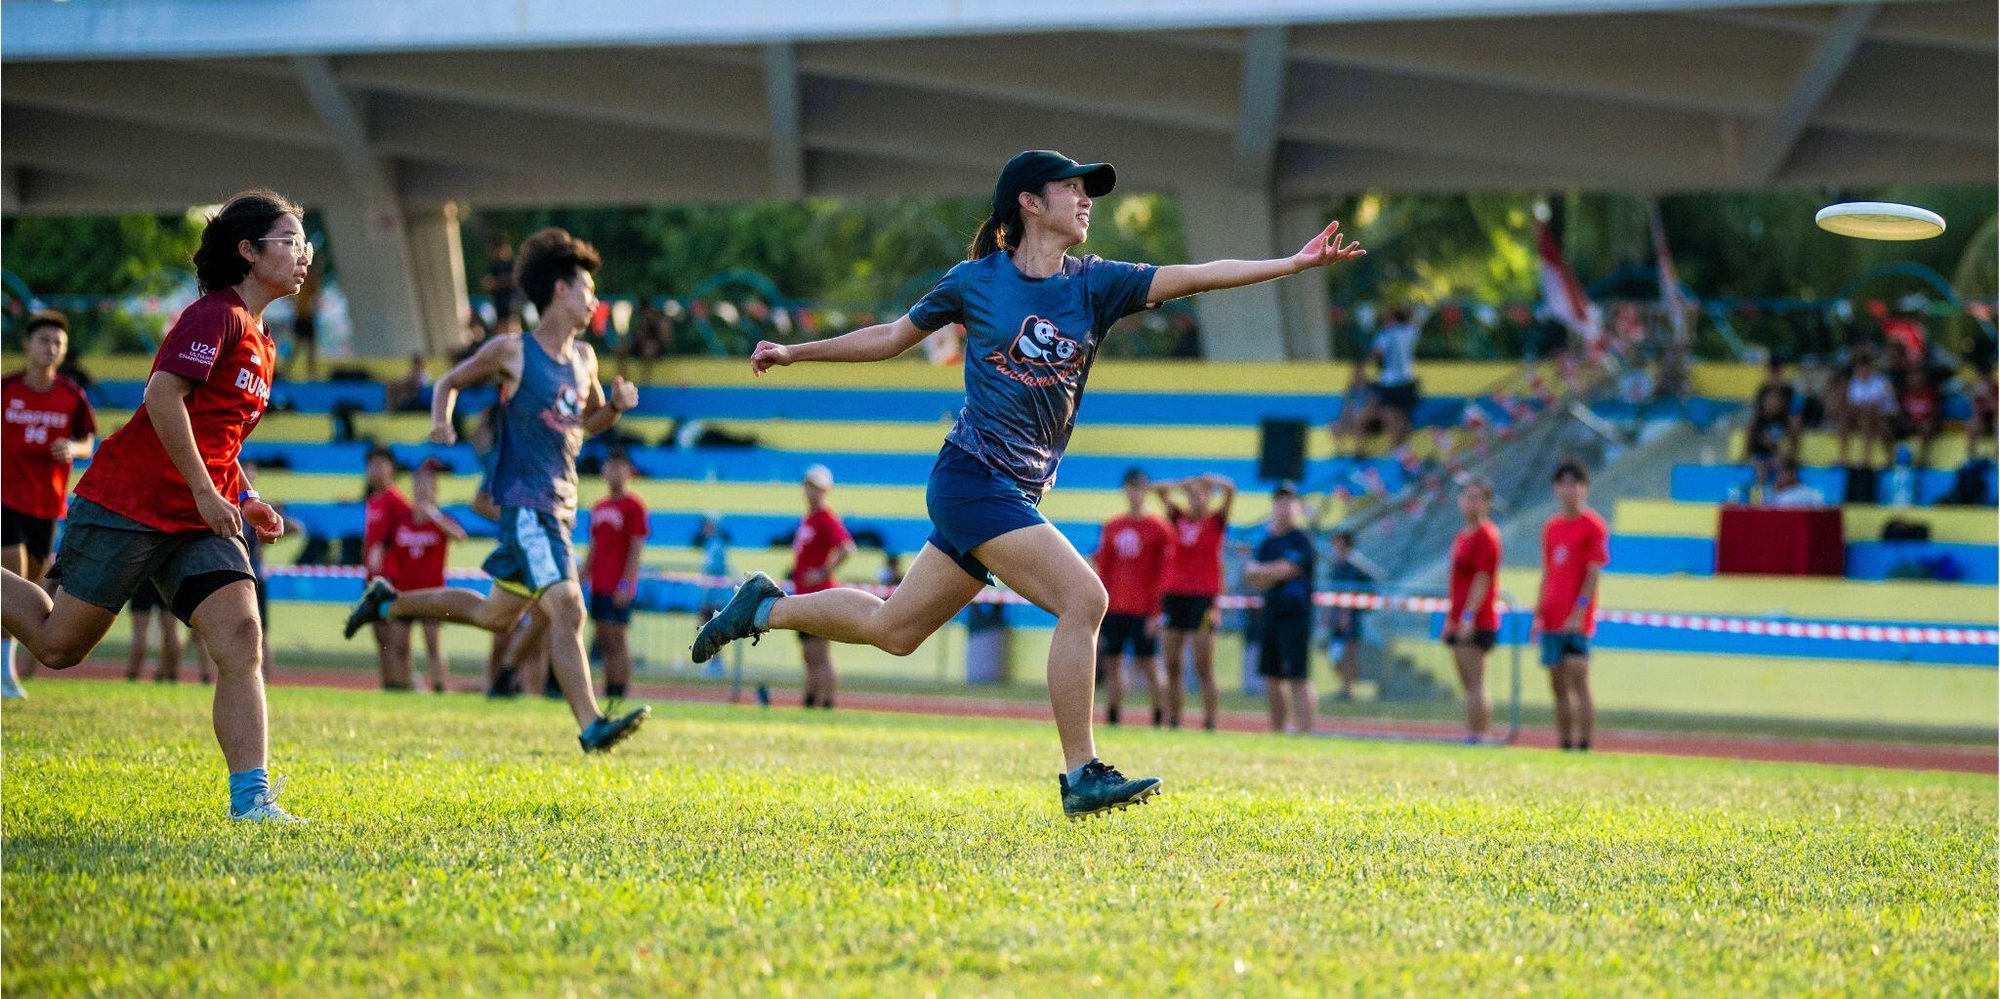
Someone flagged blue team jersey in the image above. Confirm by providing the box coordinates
[907,251,1155,493]
[1255,528,1317,613]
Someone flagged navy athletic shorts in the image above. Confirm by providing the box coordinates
[924,444,1048,585]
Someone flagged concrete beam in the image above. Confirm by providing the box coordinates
[1,61,330,146]
[291,55,398,204]
[1738,2,1879,183]
[765,44,806,199]
[1,106,347,201]
[1275,201,1333,362]
[1233,25,1288,187]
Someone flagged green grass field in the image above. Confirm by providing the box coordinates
[3,684,1993,997]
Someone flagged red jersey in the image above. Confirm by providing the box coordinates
[791,507,851,594]
[1901,385,1940,424]
[587,492,650,595]
[364,486,413,573]
[73,290,274,532]
[1,371,96,519]
[1095,512,1170,616]
[1447,520,1503,632]
[1161,508,1227,597]
[1538,509,1610,635]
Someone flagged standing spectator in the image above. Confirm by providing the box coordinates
[1895,368,1943,467]
[1445,476,1502,742]
[1764,458,1826,508]
[1245,483,1316,734]
[1331,354,1380,457]
[1968,357,1997,459]
[1324,531,1381,702]
[622,300,671,383]
[385,353,433,413]
[483,236,518,332]
[290,250,322,380]
[790,465,853,709]
[1093,467,1170,727]
[584,449,648,699]
[1371,307,1420,448]
[1155,472,1235,731]
[693,515,733,626]
[1,310,97,697]
[396,461,463,691]
[1837,352,1894,468]
[1536,461,1609,752]
[361,447,416,690]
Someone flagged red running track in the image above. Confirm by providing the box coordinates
[30,659,1995,775]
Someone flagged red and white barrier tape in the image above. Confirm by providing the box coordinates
[268,566,1998,646]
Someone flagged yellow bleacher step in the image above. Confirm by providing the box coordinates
[1725,429,1976,469]
[1501,568,1995,624]
[1615,498,1998,545]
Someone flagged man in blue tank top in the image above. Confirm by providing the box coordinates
[341,227,649,753]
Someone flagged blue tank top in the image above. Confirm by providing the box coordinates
[490,333,588,518]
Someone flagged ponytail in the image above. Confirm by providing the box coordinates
[967,203,1024,260]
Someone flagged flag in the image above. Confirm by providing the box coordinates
[1536,217,1600,342]
[1649,200,1691,342]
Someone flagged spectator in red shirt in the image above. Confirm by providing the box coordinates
[790,465,853,709]
[584,449,648,698]
[1,192,304,822]
[1895,368,1943,467]
[1154,472,1235,730]
[1444,475,1502,742]
[2,310,97,697]
[367,454,464,692]
[1094,467,1171,726]
[1536,460,1609,752]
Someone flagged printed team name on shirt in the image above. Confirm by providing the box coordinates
[986,314,1084,389]
[5,399,72,441]
[1551,543,1571,566]
[393,523,440,560]
[594,506,625,532]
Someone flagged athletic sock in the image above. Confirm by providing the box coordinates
[1152,707,1164,727]
[228,768,269,816]
[606,683,626,698]
[752,596,781,631]
[1,637,13,677]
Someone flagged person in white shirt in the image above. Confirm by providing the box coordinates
[1370,307,1420,448]
[1838,353,1894,469]
[1765,458,1826,508]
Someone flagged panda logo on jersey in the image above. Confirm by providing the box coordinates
[1006,315,1081,371]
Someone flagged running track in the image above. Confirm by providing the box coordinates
[30,660,1995,775]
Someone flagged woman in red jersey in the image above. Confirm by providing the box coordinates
[0,191,305,822]
[0,310,96,697]
[1444,475,1502,742]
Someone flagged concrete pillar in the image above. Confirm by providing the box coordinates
[320,201,468,358]
[407,203,470,357]
[1178,184,1284,362]
[1275,200,1334,362]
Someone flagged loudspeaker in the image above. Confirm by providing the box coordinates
[1258,418,1308,483]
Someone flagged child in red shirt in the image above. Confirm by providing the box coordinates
[1093,467,1170,726]
[790,465,853,708]
[1445,475,1502,741]
[584,450,648,697]
[1536,460,1610,751]
[1155,472,1235,730]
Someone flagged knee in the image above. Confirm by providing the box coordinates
[1063,580,1109,625]
[542,585,584,626]
[38,642,86,671]
[877,631,922,657]
[206,616,263,671]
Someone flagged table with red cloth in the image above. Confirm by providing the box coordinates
[1715,505,1846,576]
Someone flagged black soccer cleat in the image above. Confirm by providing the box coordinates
[579,705,651,753]
[1059,759,1162,820]
[691,572,783,664]
[342,577,398,640]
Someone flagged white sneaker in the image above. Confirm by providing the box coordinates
[229,777,306,824]
[1,674,26,700]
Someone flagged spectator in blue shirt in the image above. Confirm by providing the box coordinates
[1245,483,1317,734]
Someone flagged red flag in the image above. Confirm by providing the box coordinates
[1537,219,1600,342]
[1649,200,1691,341]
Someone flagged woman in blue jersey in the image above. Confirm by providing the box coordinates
[694,150,1365,817]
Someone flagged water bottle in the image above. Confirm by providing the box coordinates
[1887,445,1916,508]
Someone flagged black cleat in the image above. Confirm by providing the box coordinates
[342,577,398,640]
[691,572,783,664]
[579,705,651,753]
[1059,759,1162,819]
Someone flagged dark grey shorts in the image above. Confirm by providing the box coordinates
[46,497,255,624]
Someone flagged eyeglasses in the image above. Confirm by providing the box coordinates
[257,235,315,263]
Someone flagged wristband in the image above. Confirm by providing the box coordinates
[238,489,261,504]
[1574,594,1591,608]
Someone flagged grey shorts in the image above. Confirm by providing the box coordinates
[47,497,255,625]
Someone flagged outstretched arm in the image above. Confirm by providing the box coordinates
[750,316,931,376]
[1146,221,1365,305]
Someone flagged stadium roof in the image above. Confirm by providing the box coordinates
[3,0,1992,214]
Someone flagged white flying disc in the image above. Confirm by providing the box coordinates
[1814,202,1946,241]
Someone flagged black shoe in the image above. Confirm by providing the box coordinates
[343,577,398,640]
[605,683,627,698]
[578,705,651,753]
[486,667,522,700]
[1059,759,1162,819]
[1152,707,1164,728]
[690,572,783,664]
[542,673,564,699]
[1106,704,1121,726]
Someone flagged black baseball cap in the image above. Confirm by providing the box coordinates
[1272,481,1300,499]
[993,150,1117,215]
